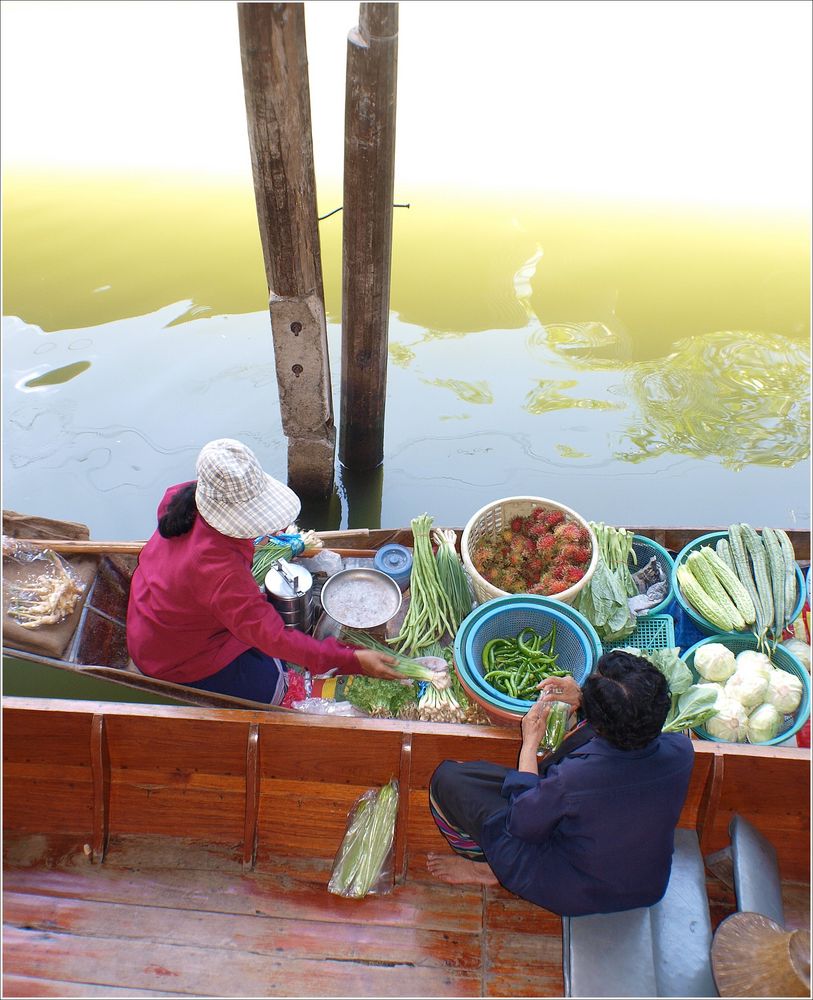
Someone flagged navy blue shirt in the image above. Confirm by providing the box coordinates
[480,732,694,916]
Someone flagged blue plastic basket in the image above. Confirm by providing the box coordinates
[681,634,811,746]
[631,535,675,618]
[458,600,596,713]
[458,594,602,661]
[602,614,676,653]
[672,531,805,637]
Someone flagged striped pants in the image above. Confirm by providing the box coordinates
[428,759,511,863]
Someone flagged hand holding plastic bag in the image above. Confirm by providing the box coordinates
[328,779,399,898]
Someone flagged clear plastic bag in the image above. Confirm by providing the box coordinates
[328,778,399,898]
[290,698,367,717]
[539,700,570,753]
[3,538,86,629]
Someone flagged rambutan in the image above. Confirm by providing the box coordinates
[530,506,548,523]
[552,563,568,581]
[560,543,592,565]
[536,534,556,554]
[526,556,543,578]
[554,522,584,543]
[501,529,513,544]
[543,510,566,529]
[510,516,525,534]
[545,579,570,595]
[565,565,585,584]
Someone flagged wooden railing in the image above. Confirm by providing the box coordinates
[3,699,809,884]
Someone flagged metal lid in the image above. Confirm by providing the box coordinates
[264,561,313,599]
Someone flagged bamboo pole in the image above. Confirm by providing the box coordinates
[237,2,336,496]
[340,2,399,470]
[9,539,379,559]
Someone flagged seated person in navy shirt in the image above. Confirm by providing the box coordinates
[427,649,694,916]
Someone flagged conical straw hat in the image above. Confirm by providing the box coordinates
[711,911,811,998]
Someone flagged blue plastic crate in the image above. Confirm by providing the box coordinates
[602,614,676,653]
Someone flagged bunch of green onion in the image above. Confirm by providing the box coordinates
[251,529,321,586]
[390,514,456,656]
[418,681,464,723]
[433,528,474,632]
[328,779,399,898]
[341,628,450,689]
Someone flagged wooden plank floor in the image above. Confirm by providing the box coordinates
[4,835,809,998]
[3,835,564,998]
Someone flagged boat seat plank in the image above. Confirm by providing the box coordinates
[562,828,718,998]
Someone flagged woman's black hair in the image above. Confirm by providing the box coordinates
[581,649,671,750]
[157,482,198,538]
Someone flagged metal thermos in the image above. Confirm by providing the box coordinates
[264,559,314,632]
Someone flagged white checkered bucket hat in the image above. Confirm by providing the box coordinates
[195,439,301,538]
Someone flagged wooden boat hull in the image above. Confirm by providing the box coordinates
[3,696,810,883]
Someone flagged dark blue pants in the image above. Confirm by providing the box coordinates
[187,648,287,704]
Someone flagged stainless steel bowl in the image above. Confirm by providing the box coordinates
[318,567,403,629]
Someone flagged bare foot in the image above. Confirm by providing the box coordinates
[426,852,499,886]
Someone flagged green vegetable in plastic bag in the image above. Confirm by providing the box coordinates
[328,779,399,898]
[539,700,570,753]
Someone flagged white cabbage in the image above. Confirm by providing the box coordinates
[782,639,811,672]
[764,668,804,714]
[705,696,748,742]
[725,669,769,710]
[735,650,773,681]
[746,703,783,744]
[694,643,737,682]
[698,681,726,704]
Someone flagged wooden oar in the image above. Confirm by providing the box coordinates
[8,538,378,559]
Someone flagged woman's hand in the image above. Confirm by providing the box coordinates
[517,697,550,774]
[353,648,404,682]
[536,674,582,712]
[520,697,551,749]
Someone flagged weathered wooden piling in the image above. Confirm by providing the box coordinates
[340,2,399,471]
[238,2,335,496]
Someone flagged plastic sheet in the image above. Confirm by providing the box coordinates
[2,537,86,629]
[290,697,367,717]
[328,779,399,898]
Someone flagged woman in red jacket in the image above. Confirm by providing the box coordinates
[127,438,400,702]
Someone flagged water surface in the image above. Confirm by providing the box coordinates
[2,171,810,538]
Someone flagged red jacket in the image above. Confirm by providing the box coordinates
[126,483,360,683]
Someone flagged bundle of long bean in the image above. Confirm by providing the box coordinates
[341,627,450,689]
[390,514,456,656]
[433,528,474,633]
[482,625,570,700]
[251,530,321,586]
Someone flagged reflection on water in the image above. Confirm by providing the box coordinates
[423,378,494,405]
[2,172,810,535]
[524,378,624,415]
[618,331,811,470]
[22,361,92,389]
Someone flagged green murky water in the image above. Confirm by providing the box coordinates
[2,171,810,536]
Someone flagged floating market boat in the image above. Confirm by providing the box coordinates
[3,514,808,713]
[2,514,810,996]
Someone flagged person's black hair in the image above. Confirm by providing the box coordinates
[581,649,671,750]
[157,482,198,538]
